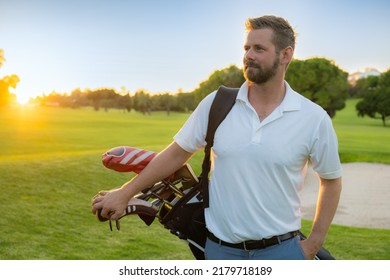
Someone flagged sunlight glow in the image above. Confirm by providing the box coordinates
[16,93,30,105]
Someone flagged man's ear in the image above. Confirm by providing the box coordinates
[281,46,294,66]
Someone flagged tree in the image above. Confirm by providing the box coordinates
[175,91,196,112]
[0,74,19,106]
[349,75,379,98]
[286,57,349,118]
[85,88,118,111]
[116,93,132,112]
[99,88,118,112]
[150,93,176,115]
[86,89,103,111]
[117,87,132,112]
[133,90,152,115]
[193,65,245,102]
[41,91,68,106]
[70,88,89,108]
[0,49,20,107]
[356,70,390,127]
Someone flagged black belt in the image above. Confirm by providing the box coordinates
[208,230,299,251]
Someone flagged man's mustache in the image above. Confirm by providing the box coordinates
[244,61,260,68]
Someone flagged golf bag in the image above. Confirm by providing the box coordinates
[95,86,335,260]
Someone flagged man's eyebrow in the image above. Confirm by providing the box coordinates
[244,43,267,49]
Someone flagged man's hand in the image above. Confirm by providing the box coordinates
[299,238,321,260]
[91,188,129,221]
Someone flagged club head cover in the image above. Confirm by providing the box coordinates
[102,146,157,173]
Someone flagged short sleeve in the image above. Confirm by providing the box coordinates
[309,114,342,179]
[173,91,217,153]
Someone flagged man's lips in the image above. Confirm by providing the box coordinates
[244,61,259,69]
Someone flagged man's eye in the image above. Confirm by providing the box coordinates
[254,46,264,52]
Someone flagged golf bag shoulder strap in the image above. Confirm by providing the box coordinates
[205,86,239,147]
[200,85,239,207]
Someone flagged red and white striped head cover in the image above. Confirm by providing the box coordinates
[102,146,157,173]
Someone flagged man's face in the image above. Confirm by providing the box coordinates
[243,28,280,84]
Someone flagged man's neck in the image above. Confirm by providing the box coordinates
[246,74,287,121]
[248,78,286,106]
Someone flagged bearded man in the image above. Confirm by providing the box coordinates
[92,15,342,260]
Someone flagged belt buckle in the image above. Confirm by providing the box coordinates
[243,239,268,251]
[243,240,260,251]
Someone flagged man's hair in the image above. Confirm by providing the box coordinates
[245,15,296,53]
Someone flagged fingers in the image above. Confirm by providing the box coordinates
[91,188,125,221]
[100,208,114,219]
[109,210,122,221]
[91,202,101,215]
[91,192,121,220]
[91,195,104,215]
[92,200,115,220]
[91,190,109,214]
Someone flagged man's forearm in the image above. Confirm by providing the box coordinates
[309,177,342,248]
[120,141,194,198]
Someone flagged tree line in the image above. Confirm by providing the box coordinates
[31,64,246,114]
[1,48,389,125]
[32,87,197,115]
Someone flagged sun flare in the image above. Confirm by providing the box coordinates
[16,93,30,105]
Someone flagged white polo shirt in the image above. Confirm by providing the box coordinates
[174,81,342,243]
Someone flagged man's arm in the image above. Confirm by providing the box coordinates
[300,177,342,259]
[92,141,193,220]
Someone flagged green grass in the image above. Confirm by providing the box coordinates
[333,99,390,164]
[0,101,389,260]
[0,107,195,260]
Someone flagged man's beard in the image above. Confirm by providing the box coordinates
[243,56,280,84]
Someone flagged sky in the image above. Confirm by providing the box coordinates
[1,0,390,103]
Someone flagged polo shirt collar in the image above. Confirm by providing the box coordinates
[237,81,250,103]
[281,82,302,112]
[236,81,302,112]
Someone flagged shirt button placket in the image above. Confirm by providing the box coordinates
[251,114,263,144]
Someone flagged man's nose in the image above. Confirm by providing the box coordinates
[244,48,255,61]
